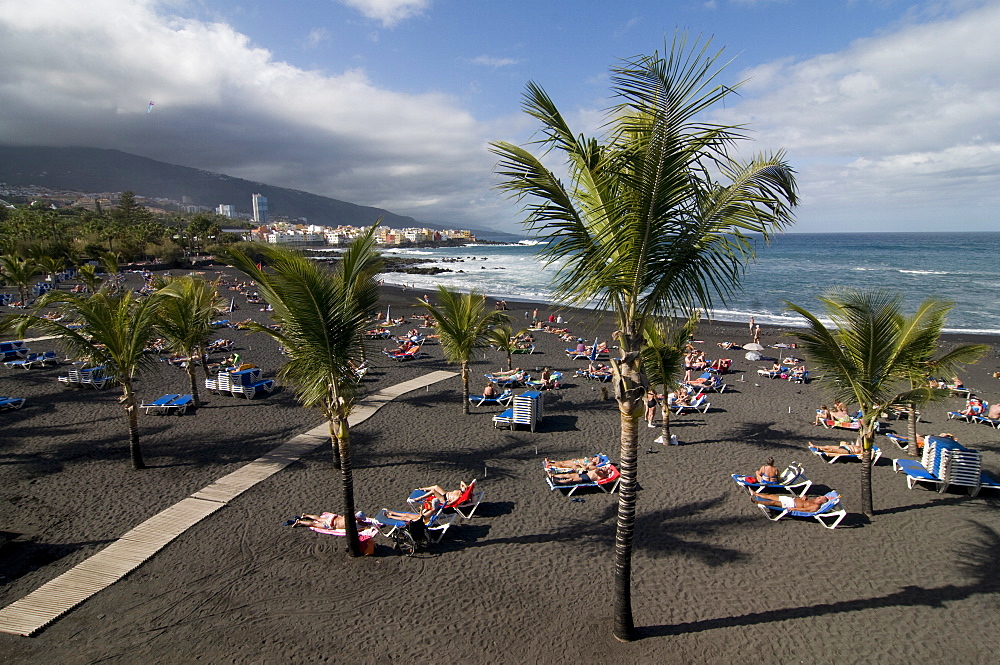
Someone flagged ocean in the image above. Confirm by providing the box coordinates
[316,232,1000,335]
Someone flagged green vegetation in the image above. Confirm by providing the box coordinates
[492,36,798,640]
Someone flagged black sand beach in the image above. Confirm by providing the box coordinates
[2,271,1000,664]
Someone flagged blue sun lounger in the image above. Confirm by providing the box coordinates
[163,394,194,415]
[731,462,813,497]
[0,396,26,410]
[753,490,847,529]
[141,393,181,414]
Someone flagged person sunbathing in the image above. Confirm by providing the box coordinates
[751,493,829,512]
[544,456,605,472]
[413,482,470,505]
[382,501,441,524]
[830,402,851,423]
[548,465,613,485]
[756,457,780,483]
[813,405,832,426]
[986,403,1000,420]
[482,383,498,398]
[810,441,863,455]
[291,511,370,530]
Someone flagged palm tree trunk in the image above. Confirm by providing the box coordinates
[332,411,361,557]
[859,429,874,517]
[123,381,145,470]
[506,351,512,370]
[610,352,643,642]
[659,401,671,443]
[462,361,470,415]
[187,361,201,407]
[200,343,212,379]
[906,403,919,457]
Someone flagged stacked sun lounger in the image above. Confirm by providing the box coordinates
[892,435,985,495]
[57,366,111,389]
[207,368,275,399]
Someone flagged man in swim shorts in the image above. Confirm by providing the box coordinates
[547,465,613,485]
[751,493,829,512]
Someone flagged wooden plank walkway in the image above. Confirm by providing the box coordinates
[0,370,456,637]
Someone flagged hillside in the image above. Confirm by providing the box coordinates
[0,145,419,229]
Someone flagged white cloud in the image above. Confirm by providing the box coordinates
[470,55,518,68]
[337,0,431,28]
[716,1,1000,231]
[306,27,330,48]
[0,0,515,229]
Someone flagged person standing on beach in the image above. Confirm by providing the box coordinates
[749,316,755,338]
[532,308,539,320]
[753,325,761,345]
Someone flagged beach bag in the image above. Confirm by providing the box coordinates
[360,538,375,556]
[405,519,429,548]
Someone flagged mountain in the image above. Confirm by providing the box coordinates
[0,145,420,229]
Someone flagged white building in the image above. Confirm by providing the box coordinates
[216,204,236,218]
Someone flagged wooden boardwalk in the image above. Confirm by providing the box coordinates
[0,370,456,637]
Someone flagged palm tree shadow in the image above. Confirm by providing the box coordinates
[639,521,1000,638]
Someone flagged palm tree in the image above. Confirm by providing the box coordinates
[155,275,223,407]
[3,290,162,469]
[485,322,528,370]
[786,289,986,515]
[642,312,700,444]
[76,263,103,293]
[418,286,510,414]
[0,255,37,305]
[491,37,797,641]
[224,227,381,556]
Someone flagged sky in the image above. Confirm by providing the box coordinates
[0,0,997,233]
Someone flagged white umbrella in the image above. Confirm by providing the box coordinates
[744,343,765,351]
[745,351,762,361]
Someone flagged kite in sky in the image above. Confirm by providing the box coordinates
[146,101,155,114]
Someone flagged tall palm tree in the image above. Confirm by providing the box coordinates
[3,290,162,469]
[786,289,986,515]
[0,255,37,305]
[155,275,224,407]
[418,286,510,414]
[642,312,700,444]
[224,227,381,556]
[76,263,103,293]
[491,37,797,641]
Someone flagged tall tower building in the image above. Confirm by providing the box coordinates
[252,193,268,224]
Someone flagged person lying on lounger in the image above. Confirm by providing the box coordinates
[814,405,832,426]
[751,493,829,512]
[382,501,441,524]
[544,456,605,472]
[810,441,863,455]
[547,465,613,485]
[413,482,470,505]
[291,511,370,530]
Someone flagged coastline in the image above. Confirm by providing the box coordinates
[1,269,999,663]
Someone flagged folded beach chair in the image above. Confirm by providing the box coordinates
[406,479,486,519]
[731,462,813,497]
[808,444,882,464]
[0,396,26,410]
[545,464,621,497]
[141,393,181,414]
[468,388,514,407]
[753,491,847,529]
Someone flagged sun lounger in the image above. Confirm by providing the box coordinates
[372,509,456,543]
[545,464,621,497]
[469,388,514,407]
[892,458,944,491]
[972,414,1000,429]
[675,393,710,414]
[141,393,181,414]
[407,479,485,519]
[0,396,26,410]
[753,490,847,529]
[808,444,882,464]
[163,394,194,415]
[731,462,813,497]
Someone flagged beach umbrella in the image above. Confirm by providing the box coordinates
[744,343,765,351]
[745,351,762,361]
[385,304,390,324]
[589,336,600,362]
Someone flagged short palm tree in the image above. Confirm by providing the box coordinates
[418,286,510,414]
[786,288,986,516]
[3,289,162,469]
[0,255,37,305]
[642,312,700,443]
[76,264,103,292]
[155,275,224,407]
[224,227,381,556]
[485,322,528,370]
[491,37,797,641]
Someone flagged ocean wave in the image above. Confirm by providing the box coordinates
[898,269,948,275]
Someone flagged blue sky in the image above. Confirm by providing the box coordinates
[1,0,997,233]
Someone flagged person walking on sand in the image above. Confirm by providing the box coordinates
[753,325,761,345]
[749,316,755,339]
